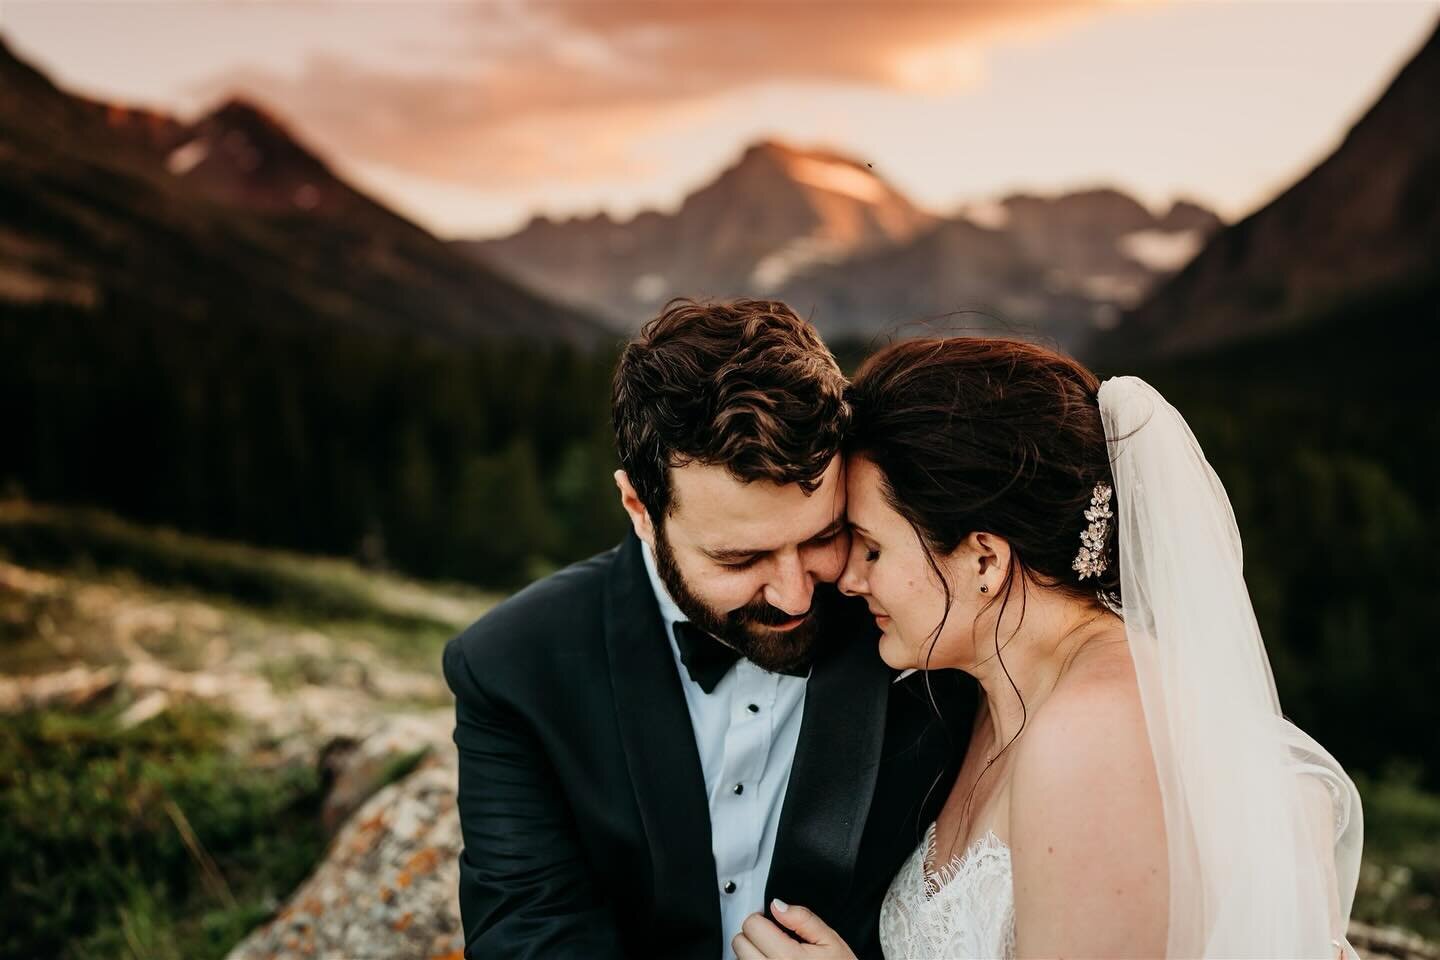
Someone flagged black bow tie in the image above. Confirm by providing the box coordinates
[673,621,742,694]
[672,621,807,693]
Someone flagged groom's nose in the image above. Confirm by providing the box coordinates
[763,548,813,616]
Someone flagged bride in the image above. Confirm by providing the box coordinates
[731,337,1362,959]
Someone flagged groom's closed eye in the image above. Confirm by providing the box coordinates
[706,520,846,569]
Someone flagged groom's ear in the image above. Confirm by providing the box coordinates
[614,469,656,546]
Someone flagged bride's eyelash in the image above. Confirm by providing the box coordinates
[865,547,880,562]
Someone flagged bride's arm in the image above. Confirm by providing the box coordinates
[1009,670,1168,958]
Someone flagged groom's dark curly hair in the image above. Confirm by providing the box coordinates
[612,298,849,524]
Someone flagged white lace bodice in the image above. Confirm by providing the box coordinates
[878,822,1015,960]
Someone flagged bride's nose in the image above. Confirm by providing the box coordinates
[838,546,867,597]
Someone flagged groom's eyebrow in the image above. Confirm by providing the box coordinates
[702,517,847,562]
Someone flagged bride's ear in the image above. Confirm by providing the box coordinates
[964,532,1009,588]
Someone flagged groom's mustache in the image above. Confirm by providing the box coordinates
[732,597,813,626]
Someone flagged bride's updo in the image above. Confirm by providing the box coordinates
[846,337,1122,615]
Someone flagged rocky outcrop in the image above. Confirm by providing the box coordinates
[226,757,465,960]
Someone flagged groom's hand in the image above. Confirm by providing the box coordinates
[732,900,856,960]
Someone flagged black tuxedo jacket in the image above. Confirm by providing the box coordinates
[441,533,973,959]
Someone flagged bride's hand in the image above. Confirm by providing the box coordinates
[732,900,856,959]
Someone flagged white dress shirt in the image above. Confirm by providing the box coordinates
[641,541,808,960]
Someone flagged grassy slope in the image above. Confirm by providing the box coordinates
[0,497,500,675]
[0,499,498,958]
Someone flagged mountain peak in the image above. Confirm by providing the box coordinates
[740,137,843,162]
[469,138,935,324]
[742,137,798,157]
[204,96,285,128]
[194,97,312,158]
[171,94,347,212]
[1157,198,1223,233]
[737,138,878,177]
[705,139,911,216]
[1002,186,1155,221]
[0,33,609,344]
[1103,18,1440,360]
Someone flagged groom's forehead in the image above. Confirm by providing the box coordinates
[667,457,844,541]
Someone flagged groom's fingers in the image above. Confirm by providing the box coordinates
[770,899,837,946]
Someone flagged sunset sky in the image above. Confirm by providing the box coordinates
[4,1,1436,238]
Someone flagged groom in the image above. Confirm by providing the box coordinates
[442,299,970,959]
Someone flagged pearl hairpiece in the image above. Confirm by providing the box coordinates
[1072,480,1114,580]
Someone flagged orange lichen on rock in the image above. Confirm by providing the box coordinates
[404,846,442,876]
[349,809,389,854]
[225,764,467,960]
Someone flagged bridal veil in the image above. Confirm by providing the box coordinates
[1098,375,1363,958]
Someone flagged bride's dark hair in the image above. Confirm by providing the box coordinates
[848,336,1121,618]
[846,336,1123,778]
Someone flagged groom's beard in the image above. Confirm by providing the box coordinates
[652,526,823,675]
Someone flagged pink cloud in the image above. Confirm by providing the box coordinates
[188,0,1116,186]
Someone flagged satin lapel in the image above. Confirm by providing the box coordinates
[604,534,720,948]
[765,611,890,917]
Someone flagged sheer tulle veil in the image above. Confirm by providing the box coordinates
[1098,375,1363,958]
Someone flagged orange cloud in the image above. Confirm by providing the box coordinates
[538,0,1103,91]
[189,0,1126,187]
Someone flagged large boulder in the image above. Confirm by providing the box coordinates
[227,755,465,960]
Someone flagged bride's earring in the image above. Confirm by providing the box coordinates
[979,584,989,594]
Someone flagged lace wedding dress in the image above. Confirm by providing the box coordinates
[878,821,1015,959]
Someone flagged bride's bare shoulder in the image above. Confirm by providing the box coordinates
[1007,622,1168,955]
[1060,623,1142,702]
[1013,623,1152,792]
